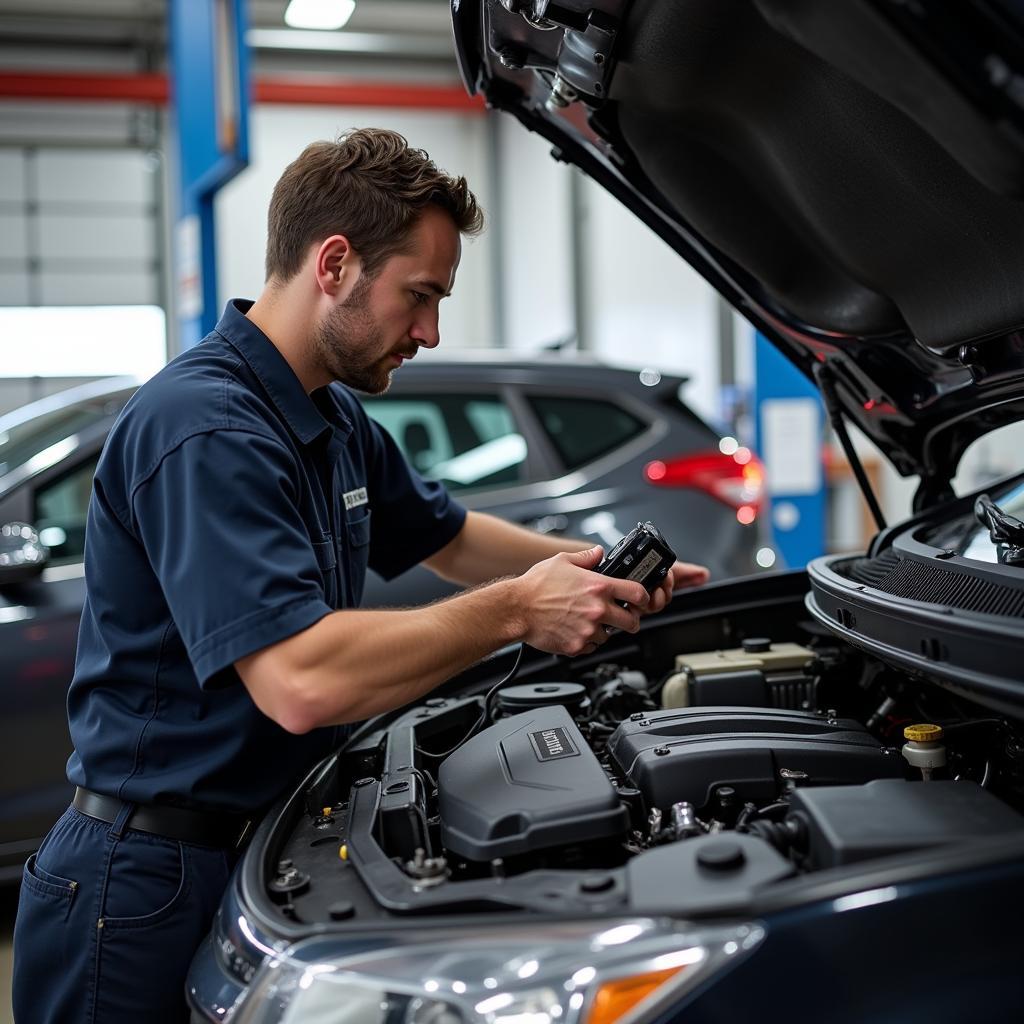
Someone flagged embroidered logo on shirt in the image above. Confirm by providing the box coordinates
[343,487,368,510]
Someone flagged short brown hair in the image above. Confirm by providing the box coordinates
[265,128,484,283]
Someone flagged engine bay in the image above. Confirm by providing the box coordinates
[261,574,1024,925]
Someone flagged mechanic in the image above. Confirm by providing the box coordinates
[12,128,708,1023]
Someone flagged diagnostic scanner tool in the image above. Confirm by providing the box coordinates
[597,521,677,599]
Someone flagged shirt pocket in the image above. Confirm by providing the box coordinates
[343,509,372,606]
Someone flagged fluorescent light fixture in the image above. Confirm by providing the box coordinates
[284,0,356,31]
[247,27,453,58]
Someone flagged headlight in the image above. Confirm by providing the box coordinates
[228,918,762,1024]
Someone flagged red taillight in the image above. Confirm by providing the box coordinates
[644,449,766,522]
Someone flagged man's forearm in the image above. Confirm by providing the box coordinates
[423,510,589,586]
[237,543,655,734]
[238,577,527,732]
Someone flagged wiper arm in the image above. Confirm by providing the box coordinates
[974,493,1024,566]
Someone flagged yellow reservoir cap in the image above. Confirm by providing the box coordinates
[904,723,944,742]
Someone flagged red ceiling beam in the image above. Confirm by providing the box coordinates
[0,72,169,102]
[0,72,484,113]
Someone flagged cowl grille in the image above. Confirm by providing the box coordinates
[839,552,1024,619]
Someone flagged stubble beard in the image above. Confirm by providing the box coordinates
[312,274,394,395]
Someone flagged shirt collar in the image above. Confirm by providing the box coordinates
[214,298,340,446]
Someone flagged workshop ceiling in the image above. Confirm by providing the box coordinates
[0,0,456,65]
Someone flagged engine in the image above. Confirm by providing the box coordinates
[272,632,1024,923]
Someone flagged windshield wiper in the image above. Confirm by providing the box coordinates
[974,493,1024,566]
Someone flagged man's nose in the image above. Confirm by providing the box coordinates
[411,311,441,349]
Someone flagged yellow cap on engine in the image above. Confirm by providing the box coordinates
[904,723,944,742]
[339,844,348,861]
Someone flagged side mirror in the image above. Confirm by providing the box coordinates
[0,522,49,584]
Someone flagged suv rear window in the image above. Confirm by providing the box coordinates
[528,396,645,471]
[362,393,527,493]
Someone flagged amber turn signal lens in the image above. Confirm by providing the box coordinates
[585,965,685,1024]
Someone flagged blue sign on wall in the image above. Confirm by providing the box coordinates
[753,332,826,568]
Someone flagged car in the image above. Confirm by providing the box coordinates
[0,356,760,880]
[0,378,137,882]
[185,1,1024,1021]
[358,352,767,608]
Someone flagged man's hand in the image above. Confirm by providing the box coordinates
[510,546,649,656]
[646,560,711,615]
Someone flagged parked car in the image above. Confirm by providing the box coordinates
[0,378,137,881]
[185,1,1024,1021]
[359,353,767,608]
[0,357,761,879]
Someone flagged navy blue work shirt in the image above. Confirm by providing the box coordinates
[66,299,466,813]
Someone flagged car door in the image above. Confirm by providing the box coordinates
[0,445,103,875]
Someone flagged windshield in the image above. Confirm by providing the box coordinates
[0,387,134,481]
[926,478,1024,564]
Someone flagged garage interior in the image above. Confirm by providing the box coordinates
[4,2,1024,1020]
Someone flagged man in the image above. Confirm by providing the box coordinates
[13,128,708,1021]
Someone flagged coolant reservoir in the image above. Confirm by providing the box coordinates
[901,723,946,781]
[663,639,815,710]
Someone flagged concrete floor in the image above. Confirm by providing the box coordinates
[1,886,15,1024]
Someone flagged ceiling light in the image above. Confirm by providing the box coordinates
[284,0,356,31]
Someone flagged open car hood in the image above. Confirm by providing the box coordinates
[452,0,1024,504]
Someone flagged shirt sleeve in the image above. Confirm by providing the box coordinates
[363,415,467,581]
[130,429,334,687]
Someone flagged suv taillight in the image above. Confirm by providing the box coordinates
[644,449,766,524]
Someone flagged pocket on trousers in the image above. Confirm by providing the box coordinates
[94,841,216,1023]
[21,852,78,904]
[100,836,189,930]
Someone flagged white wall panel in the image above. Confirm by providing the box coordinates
[36,149,153,204]
[0,212,28,260]
[37,212,153,262]
[0,149,24,200]
[0,272,30,305]
[215,105,493,350]
[580,177,720,422]
[496,117,574,352]
[38,270,156,306]
[0,102,143,145]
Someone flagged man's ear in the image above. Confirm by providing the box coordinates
[314,235,361,298]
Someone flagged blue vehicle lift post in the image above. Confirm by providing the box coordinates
[169,0,250,351]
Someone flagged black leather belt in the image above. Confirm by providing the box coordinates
[73,787,253,849]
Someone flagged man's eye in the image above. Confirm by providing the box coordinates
[411,291,429,305]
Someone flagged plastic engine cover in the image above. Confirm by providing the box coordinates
[438,705,628,861]
[608,706,905,812]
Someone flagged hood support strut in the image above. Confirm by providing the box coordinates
[815,364,887,533]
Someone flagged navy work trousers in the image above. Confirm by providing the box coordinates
[12,803,237,1023]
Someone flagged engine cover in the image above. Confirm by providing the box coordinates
[438,705,628,861]
[607,706,904,813]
